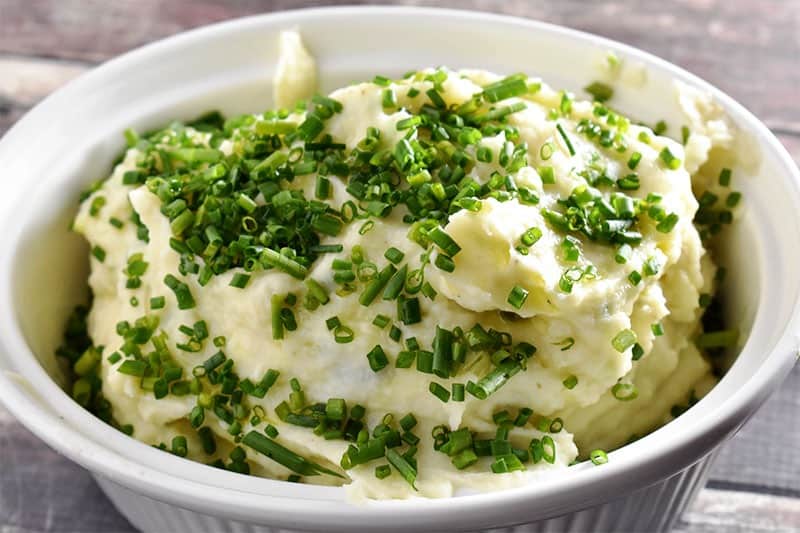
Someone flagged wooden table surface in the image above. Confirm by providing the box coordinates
[1,1,798,532]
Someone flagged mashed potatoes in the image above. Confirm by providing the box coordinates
[68,32,735,499]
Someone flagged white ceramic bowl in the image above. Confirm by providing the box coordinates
[0,7,798,533]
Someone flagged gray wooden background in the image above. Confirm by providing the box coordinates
[1,1,798,532]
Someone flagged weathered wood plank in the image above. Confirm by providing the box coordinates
[0,0,798,131]
[675,488,800,532]
[707,364,800,497]
[0,407,135,533]
[0,56,85,107]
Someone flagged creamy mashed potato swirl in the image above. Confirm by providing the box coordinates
[68,33,735,499]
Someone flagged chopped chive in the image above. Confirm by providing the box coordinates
[366,345,389,372]
[695,329,738,349]
[421,282,437,301]
[627,152,642,170]
[399,297,421,325]
[229,273,251,289]
[643,256,661,276]
[432,326,453,379]
[372,314,391,328]
[482,76,528,103]
[385,449,417,489]
[651,322,664,336]
[395,350,416,368]
[117,360,147,377]
[538,166,555,184]
[726,192,741,207]
[507,285,528,309]
[466,360,521,400]
[612,329,637,353]
[656,213,679,233]
[659,147,681,170]
[88,196,106,217]
[382,88,397,108]
[615,244,632,264]
[271,294,284,340]
[242,431,342,478]
[150,296,165,310]
[429,227,461,256]
[164,274,195,309]
[384,247,405,264]
[452,383,465,402]
[315,176,331,199]
[584,81,614,102]
[681,125,691,145]
[556,123,576,156]
[91,245,106,262]
[400,413,417,431]
[375,464,392,479]
[305,278,330,305]
[474,145,493,164]
[296,114,325,142]
[612,382,638,401]
[416,350,433,373]
[396,115,422,131]
[521,227,542,246]
[260,248,308,280]
[632,343,644,361]
[334,325,354,344]
[333,270,356,284]
[563,375,578,389]
[359,264,396,306]
[719,168,732,186]
[382,264,409,301]
[426,88,446,108]
[434,254,455,272]
[429,381,450,402]
[539,142,554,161]
[590,449,609,465]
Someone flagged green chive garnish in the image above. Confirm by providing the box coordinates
[584,81,613,102]
[242,431,342,477]
[695,329,738,349]
[612,329,637,354]
[429,381,450,402]
[271,294,284,340]
[507,285,528,309]
[164,274,195,309]
[659,147,681,170]
[366,345,389,372]
[229,273,251,289]
[556,123,576,156]
[429,227,461,256]
[590,449,609,465]
[385,448,417,489]
[612,382,638,401]
[482,75,527,103]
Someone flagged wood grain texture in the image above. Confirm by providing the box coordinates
[1,0,798,133]
[0,1,798,532]
[675,489,800,533]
